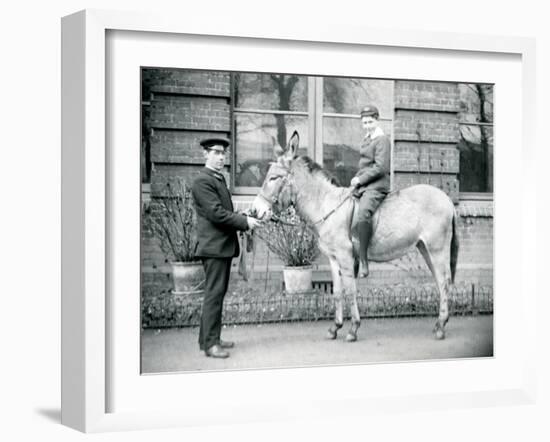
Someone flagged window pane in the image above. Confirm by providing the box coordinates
[235,113,309,187]
[459,84,493,123]
[323,77,393,117]
[141,103,151,183]
[323,116,392,187]
[458,124,493,192]
[234,73,308,111]
[458,83,494,193]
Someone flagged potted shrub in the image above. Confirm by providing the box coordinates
[143,180,204,295]
[256,207,320,293]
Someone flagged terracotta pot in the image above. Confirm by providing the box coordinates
[283,265,313,294]
[169,261,204,295]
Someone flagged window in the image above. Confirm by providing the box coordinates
[141,71,153,184]
[233,73,394,192]
[233,73,310,191]
[322,78,393,186]
[458,83,494,195]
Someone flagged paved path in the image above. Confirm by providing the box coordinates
[141,315,493,374]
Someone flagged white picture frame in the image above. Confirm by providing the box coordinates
[61,9,537,433]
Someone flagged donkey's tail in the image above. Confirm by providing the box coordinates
[450,209,459,284]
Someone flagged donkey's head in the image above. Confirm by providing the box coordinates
[250,131,299,220]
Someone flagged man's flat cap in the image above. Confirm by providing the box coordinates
[360,105,380,118]
[200,137,231,150]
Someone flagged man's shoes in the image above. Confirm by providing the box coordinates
[205,344,229,359]
[219,339,234,349]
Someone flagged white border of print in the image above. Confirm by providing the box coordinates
[61,9,537,433]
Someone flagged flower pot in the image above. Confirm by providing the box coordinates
[283,265,313,294]
[169,261,205,295]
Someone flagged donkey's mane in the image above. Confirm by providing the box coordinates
[297,155,341,187]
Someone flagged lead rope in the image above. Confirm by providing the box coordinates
[238,232,247,281]
[269,189,353,229]
[311,190,354,227]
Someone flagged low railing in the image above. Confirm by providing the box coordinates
[141,283,493,329]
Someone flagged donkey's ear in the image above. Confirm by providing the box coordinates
[284,131,299,159]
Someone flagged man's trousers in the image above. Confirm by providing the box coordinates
[198,257,232,351]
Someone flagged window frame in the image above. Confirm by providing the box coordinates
[457,119,494,201]
[231,73,314,195]
[231,74,395,195]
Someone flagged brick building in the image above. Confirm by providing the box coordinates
[141,68,493,294]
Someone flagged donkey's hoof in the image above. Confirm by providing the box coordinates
[434,328,445,340]
[327,329,337,340]
[345,332,357,342]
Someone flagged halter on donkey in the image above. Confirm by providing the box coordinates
[252,131,459,342]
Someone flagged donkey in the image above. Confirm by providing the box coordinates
[251,131,459,342]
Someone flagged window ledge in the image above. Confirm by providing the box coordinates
[457,198,493,218]
[459,192,493,201]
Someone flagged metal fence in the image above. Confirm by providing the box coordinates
[141,283,493,329]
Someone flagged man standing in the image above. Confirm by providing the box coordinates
[350,105,391,277]
[191,137,262,358]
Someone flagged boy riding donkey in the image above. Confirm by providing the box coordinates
[350,105,391,277]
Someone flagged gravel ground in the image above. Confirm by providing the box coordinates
[141,315,493,374]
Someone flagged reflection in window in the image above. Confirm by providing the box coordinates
[233,73,394,191]
[458,124,493,193]
[233,72,309,189]
[323,117,393,186]
[458,84,493,193]
[322,118,362,186]
[322,77,393,187]
[235,113,308,187]
[323,78,393,117]
[234,73,308,112]
[141,70,152,184]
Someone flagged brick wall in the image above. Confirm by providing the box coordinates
[393,80,460,202]
[143,68,232,194]
[141,72,493,296]
[141,68,232,279]
[143,197,493,295]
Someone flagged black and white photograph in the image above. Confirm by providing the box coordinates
[140,68,494,373]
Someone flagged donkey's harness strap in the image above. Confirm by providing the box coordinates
[259,162,353,227]
[311,190,354,226]
[269,190,353,228]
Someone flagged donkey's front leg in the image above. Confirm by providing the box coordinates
[343,275,360,342]
[327,258,344,339]
[327,296,343,339]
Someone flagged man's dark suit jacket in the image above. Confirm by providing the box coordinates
[191,167,249,258]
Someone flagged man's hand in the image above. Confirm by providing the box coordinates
[247,216,263,230]
[350,177,361,188]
